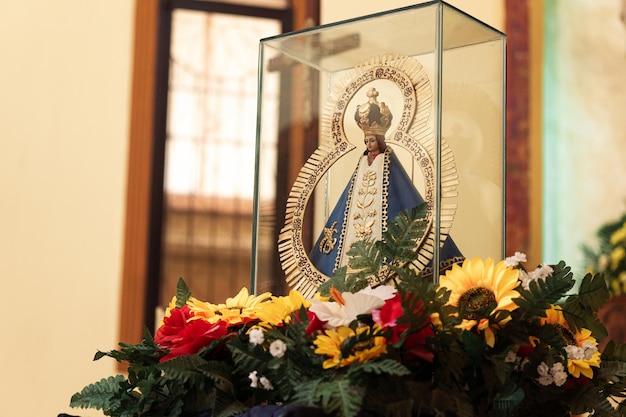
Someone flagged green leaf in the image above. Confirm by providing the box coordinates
[432,333,468,385]
[176,277,193,307]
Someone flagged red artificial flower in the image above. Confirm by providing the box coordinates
[517,344,535,358]
[305,310,327,334]
[372,294,404,326]
[402,326,435,364]
[155,305,229,361]
[372,294,405,343]
[565,374,590,389]
[371,293,434,363]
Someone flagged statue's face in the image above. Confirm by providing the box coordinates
[365,135,380,153]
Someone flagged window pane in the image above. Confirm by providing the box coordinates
[160,9,281,306]
[165,10,280,199]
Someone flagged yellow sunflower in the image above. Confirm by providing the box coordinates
[160,295,216,325]
[610,221,626,245]
[253,289,312,326]
[313,324,387,369]
[188,288,272,326]
[541,305,601,379]
[439,257,520,347]
[610,246,626,272]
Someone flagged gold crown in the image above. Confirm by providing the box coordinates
[354,87,393,136]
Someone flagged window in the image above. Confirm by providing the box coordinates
[159,9,283,309]
[120,0,296,341]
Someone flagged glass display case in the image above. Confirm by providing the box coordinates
[252,0,506,297]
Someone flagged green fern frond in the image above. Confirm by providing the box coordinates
[318,266,367,296]
[290,379,324,407]
[200,361,236,395]
[574,272,611,311]
[561,301,607,338]
[157,355,214,388]
[394,279,437,332]
[514,268,575,318]
[94,328,163,366]
[69,375,130,411]
[599,360,626,385]
[433,334,468,385]
[327,203,430,289]
[213,398,249,417]
[382,204,429,263]
[345,239,386,282]
[602,341,626,362]
[390,262,422,286]
[561,272,610,335]
[227,337,269,375]
[347,358,411,377]
[316,378,364,417]
[568,380,622,417]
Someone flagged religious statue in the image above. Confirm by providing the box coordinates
[278,55,464,297]
[309,87,463,277]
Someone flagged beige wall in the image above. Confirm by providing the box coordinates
[0,1,133,416]
[321,0,504,30]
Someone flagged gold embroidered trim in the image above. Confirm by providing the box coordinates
[319,221,338,254]
[334,148,391,273]
[353,169,378,239]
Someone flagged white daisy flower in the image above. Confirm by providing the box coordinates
[309,289,388,329]
[269,340,287,358]
[249,328,265,345]
[249,371,258,388]
[259,376,273,390]
[505,251,527,267]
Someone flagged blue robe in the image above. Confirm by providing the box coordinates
[309,147,462,277]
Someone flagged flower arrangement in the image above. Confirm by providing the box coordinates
[584,212,626,297]
[70,206,626,417]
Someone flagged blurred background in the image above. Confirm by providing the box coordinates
[1,0,625,415]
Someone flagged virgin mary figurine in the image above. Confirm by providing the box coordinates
[309,87,462,277]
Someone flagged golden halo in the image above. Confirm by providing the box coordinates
[278,54,459,297]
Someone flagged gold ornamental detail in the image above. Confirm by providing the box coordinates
[319,221,338,254]
[353,170,378,240]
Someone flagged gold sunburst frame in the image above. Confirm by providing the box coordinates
[278,54,459,298]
